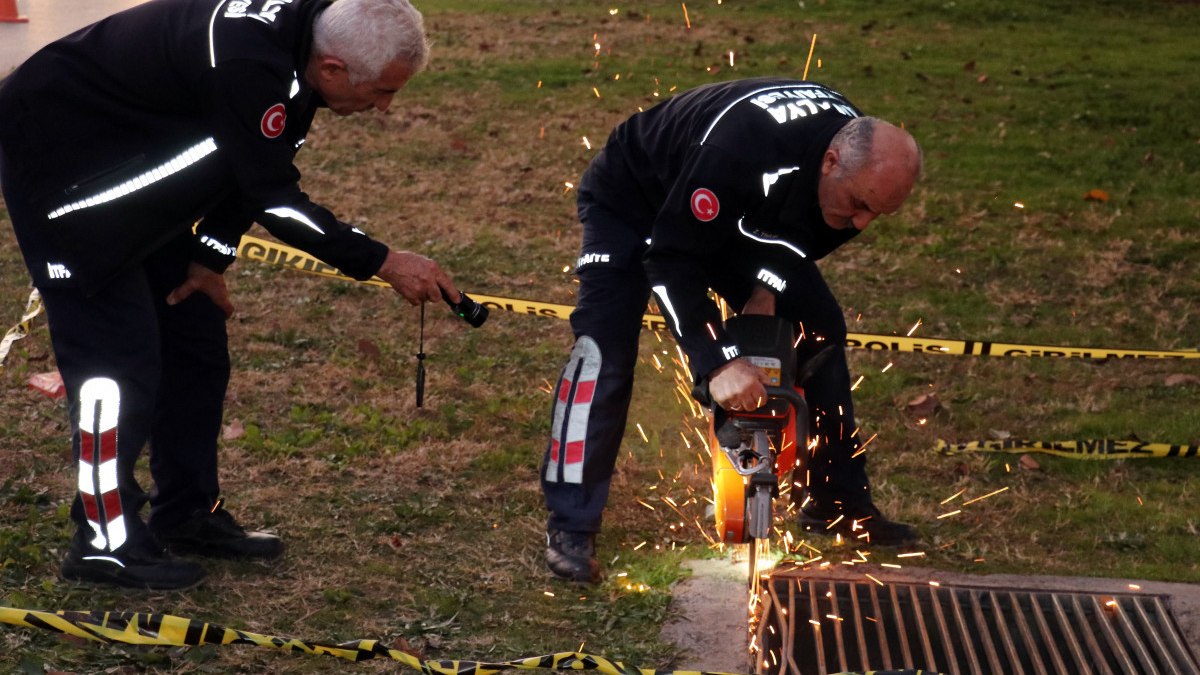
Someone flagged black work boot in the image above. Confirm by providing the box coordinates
[799,502,919,547]
[62,537,206,590]
[546,529,601,584]
[153,501,284,560]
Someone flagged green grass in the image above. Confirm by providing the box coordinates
[2,0,1200,672]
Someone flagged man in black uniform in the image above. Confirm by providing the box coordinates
[541,79,923,583]
[0,0,464,590]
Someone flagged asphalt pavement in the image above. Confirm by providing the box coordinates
[1,0,147,74]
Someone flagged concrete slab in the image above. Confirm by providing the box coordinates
[663,557,1200,674]
[1,0,148,74]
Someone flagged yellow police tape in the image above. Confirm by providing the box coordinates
[239,234,1200,360]
[0,605,739,675]
[236,234,672,332]
[0,287,42,372]
[4,235,1198,368]
[935,438,1200,459]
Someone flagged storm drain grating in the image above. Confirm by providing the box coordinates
[755,574,1200,675]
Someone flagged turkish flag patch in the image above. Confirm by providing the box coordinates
[690,188,720,222]
[260,103,287,138]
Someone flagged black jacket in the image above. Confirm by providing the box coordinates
[585,78,863,378]
[0,0,387,294]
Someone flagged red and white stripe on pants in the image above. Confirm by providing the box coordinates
[78,377,126,551]
[546,336,601,484]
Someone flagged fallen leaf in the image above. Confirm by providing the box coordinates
[989,429,1012,440]
[222,419,245,441]
[1084,188,1110,202]
[358,338,382,360]
[976,73,989,84]
[1165,374,1200,387]
[906,392,943,417]
[390,635,425,660]
[1018,454,1040,471]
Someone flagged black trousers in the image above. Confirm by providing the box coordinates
[541,178,872,535]
[3,148,229,554]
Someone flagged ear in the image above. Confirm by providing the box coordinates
[820,147,839,177]
[313,54,348,82]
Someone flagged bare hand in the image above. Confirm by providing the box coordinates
[375,250,458,306]
[709,358,770,412]
[708,285,778,410]
[167,262,234,318]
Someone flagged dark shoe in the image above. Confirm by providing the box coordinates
[546,529,601,583]
[62,540,206,590]
[799,503,919,547]
[154,502,284,560]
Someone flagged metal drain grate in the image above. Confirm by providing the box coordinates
[755,574,1200,675]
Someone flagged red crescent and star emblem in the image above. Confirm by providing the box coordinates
[260,103,287,138]
[690,187,720,222]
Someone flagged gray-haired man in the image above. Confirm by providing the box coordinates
[0,0,460,589]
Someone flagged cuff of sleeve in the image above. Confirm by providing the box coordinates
[192,234,240,273]
[344,239,390,281]
[691,340,742,383]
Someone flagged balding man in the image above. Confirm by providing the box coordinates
[0,0,463,590]
[541,79,922,583]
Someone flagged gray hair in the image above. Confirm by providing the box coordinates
[313,0,430,84]
[830,116,924,177]
[830,116,875,174]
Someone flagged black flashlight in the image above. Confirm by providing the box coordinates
[441,289,488,328]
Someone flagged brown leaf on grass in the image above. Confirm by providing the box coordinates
[963,60,976,71]
[1084,188,1110,202]
[1165,373,1200,387]
[222,419,245,441]
[390,635,425,660]
[976,73,989,84]
[955,462,971,477]
[906,392,943,417]
[1019,454,1040,471]
[357,338,381,360]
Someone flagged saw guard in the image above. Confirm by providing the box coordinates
[711,421,749,544]
[709,391,803,545]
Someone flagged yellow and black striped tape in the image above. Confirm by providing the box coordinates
[4,235,1196,367]
[0,288,42,372]
[935,438,1200,459]
[843,334,1200,360]
[236,235,671,331]
[238,234,1200,360]
[0,605,739,675]
[0,605,937,675]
